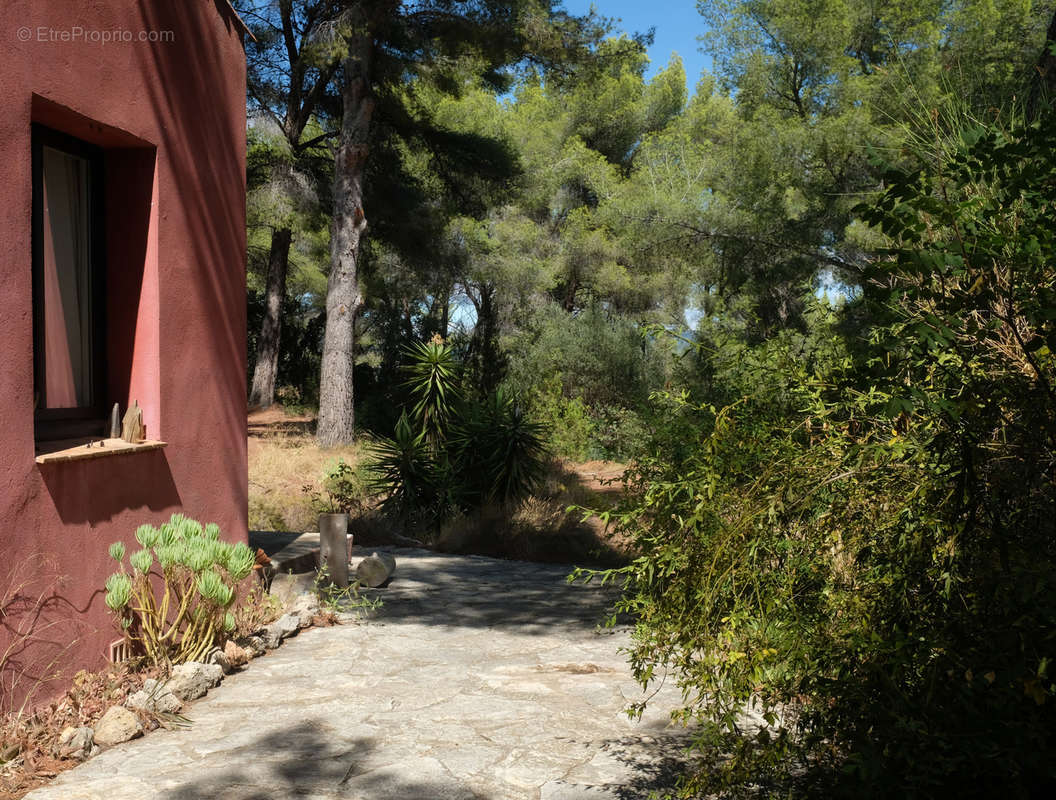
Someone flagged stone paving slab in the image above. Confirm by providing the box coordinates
[26,549,692,800]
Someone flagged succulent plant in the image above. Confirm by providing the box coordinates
[104,573,132,610]
[104,513,257,665]
[196,570,234,606]
[135,524,160,549]
[226,542,256,581]
[130,548,154,575]
[108,541,126,562]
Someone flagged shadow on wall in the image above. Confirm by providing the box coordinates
[37,450,181,525]
[163,721,492,800]
[0,553,100,714]
[132,0,248,513]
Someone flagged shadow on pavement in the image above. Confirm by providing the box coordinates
[359,549,631,635]
[165,720,489,800]
[604,732,696,800]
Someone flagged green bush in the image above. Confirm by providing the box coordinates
[449,388,549,506]
[369,411,439,519]
[527,374,595,462]
[306,459,372,515]
[368,339,550,526]
[505,303,671,410]
[583,115,1056,798]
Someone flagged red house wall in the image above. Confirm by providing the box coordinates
[0,1,247,710]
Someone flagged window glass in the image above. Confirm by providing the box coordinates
[40,145,94,409]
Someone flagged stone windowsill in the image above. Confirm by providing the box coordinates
[35,437,167,465]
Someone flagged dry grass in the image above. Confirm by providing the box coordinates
[248,407,634,564]
[248,407,365,532]
[435,460,635,566]
[0,663,162,799]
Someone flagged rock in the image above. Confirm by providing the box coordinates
[268,571,317,604]
[56,726,94,759]
[245,635,267,656]
[93,706,142,747]
[287,593,321,627]
[126,679,183,714]
[355,552,396,588]
[263,613,301,648]
[205,646,232,674]
[224,639,250,667]
[166,662,223,702]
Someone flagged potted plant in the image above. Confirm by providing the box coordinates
[304,460,365,589]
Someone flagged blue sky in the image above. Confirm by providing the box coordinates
[562,1,711,92]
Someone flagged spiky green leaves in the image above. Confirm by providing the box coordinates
[130,549,154,575]
[401,338,461,451]
[450,388,548,505]
[226,543,257,581]
[104,573,132,610]
[196,570,235,607]
[135,524,160,549]
[371,341,551,520]
[369,412,436,518]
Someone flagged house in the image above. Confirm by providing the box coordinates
[1,1,248,711]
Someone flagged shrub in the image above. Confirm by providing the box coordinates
[449,388,549,507]
[305,458,372,515]
[368,339,551,527]
[229,582,282,639]
[582,115,1056,798]
[504,304,668,410]
[105,514,257,666]
[369,412,438,520]
[527,374,595,462]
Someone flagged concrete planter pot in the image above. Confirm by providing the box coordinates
[318,513,351,588]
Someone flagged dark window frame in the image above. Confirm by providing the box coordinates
[31,124,107,442]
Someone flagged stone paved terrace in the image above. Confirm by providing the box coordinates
[25,548,694,800]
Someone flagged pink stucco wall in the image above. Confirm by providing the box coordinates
[0,1,247,710]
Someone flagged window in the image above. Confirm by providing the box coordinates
[32,125,106,441]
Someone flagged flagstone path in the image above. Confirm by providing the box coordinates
[25,548,693,800]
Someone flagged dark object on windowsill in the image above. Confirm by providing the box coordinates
[110,403,121,438]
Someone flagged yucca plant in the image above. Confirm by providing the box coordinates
[451,388,549,507]
[401,336,460,452]
[370,339,551,528]
[368,412,438,518]
[105,514,256,666]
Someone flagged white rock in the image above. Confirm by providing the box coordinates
[93,706,142,747]
[263,613,301,648]
[126,679,183,713]
[56,725,94,759]
[166,661,223,701]
[205,645,232,674]
[286,593,321,627]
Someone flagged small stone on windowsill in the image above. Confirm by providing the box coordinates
[35,437,167,464]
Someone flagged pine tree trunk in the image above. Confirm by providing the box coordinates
[249,227,292,409]
[317,36,373,447]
